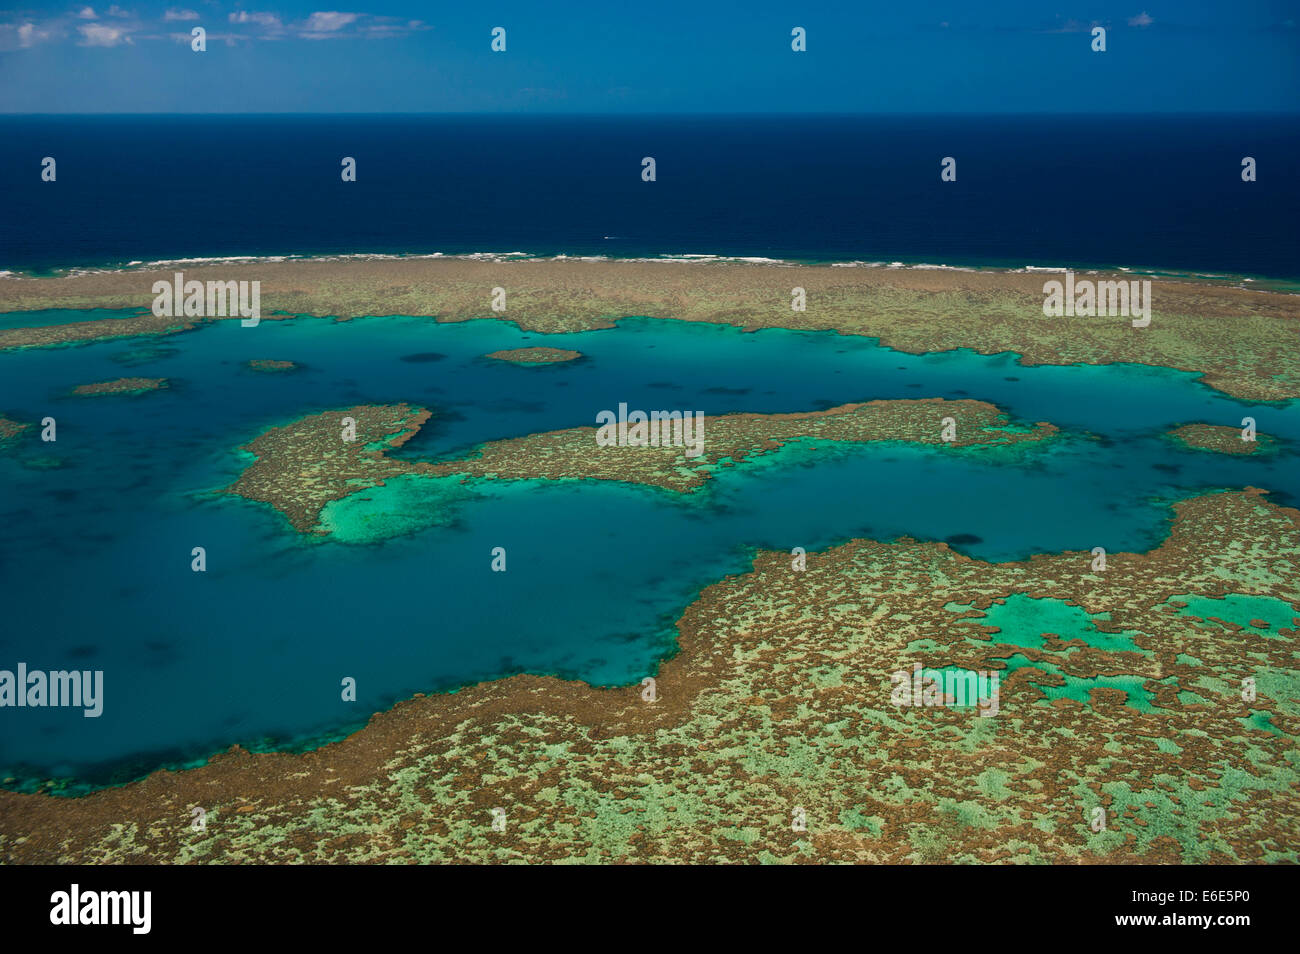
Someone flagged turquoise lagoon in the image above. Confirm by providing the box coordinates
[0,312,1297,789]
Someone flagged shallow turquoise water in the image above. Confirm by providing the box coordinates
[0,311,1296,789]
[996,656,1158,713]
[1172,594,1296,640]
[949,594,1148,654]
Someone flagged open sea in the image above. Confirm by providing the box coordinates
[0,113,1297,277]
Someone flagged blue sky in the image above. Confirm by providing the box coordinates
[0,1,1295,113]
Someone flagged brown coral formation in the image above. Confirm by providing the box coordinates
[69,377,168,397]
[247,359,298,373]
[225,404,431,532]
[1168,422,1277,455]
[0,415,29,445]
[2,258,1297,401]
[484,347,582,364]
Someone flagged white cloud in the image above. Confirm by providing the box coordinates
[0,5,424,49]
[295,12,426,39]
[77,21,132,45]
[18,22,49,46]
[0,18,62,49]
[303,11,358,33]
[362,16,426,36]
[229,11,282,28]
[1128,11,1154,27]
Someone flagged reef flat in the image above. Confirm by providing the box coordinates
[2,259,1297,400]
[484,347,583,364]
[0,415,28,445]
[428,398,1054,491]
[69,377,168,397]
[0,488,1294,864]
[225,399,1057,534]
[224,404,432,533]
[0,309,177,350]
[247,359,299,373]
[1168,423,1277,456]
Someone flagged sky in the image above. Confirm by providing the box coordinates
[0,1,1296,113]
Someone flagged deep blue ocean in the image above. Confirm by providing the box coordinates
[0,114,1297,277]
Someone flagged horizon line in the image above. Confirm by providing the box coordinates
[3,109,1299,117]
